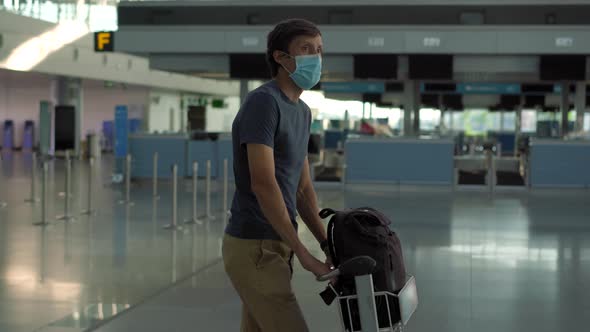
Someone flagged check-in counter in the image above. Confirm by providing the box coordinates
[187,140,217,178]
[129,134,187,178]
[345,137,455,185]
[217,135,235,180]
[529,139,590,188]
[129,133,233,179]
[186,134,234,178]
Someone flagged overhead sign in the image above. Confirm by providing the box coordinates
[321,82,385,93]
[241,36,260,47]
[211,99,225,108]
[457,83,521,95]
[95,31,114,52]
[368,37,385,48]
[555,37,574,48]
[423,37,441,48]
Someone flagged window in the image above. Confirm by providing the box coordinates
[372,106,403,130]
[521,110,537,133]
[419,108,441,131]
[463,109,488,136]
[442,111,465,132]
[442,112,451,130]
[501,112,516,131]
[486,112,501,131]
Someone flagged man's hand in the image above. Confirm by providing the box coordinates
[323,246,333,268]
[297,250,332,278]
[323,248,337,284]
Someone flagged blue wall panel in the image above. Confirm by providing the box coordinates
[345,139,454,185]
[186,140,218,178]
[530,141,590,188]
[129,136,187,179]
[217,137,235,180]
[129,136,232,180]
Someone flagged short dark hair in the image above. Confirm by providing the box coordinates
[266,19,321,77]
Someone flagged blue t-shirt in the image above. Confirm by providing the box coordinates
[225,80,311,240]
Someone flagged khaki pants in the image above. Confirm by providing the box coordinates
[222,234,309,332]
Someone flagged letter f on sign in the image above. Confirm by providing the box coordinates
[98,33,110,50]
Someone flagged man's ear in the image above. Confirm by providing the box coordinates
[273,50,286,65]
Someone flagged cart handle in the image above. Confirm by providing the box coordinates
[317,256,376,282]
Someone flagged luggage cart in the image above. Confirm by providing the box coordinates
[318,256,418,332]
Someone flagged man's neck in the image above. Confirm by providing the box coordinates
[274,71,303,103]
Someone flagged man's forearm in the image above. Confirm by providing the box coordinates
[253,181,307,256]
[296,184,327,245]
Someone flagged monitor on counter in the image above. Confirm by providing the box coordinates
[500,95,521,109]
[524,95,545,108]
[362,93,382,104]
[442,94,463,111]
[420,94,439,108]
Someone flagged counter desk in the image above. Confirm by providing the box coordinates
[128,134,233,179]
[529,139,590,188]
[129,134,187,179]
[344,137,455,185]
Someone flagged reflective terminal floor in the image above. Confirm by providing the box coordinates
[1,152,589,332]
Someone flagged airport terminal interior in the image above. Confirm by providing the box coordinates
[1,0,590,331]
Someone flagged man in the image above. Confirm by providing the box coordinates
[222,18,331,332]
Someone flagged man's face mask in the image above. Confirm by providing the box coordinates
[281,52,322,90]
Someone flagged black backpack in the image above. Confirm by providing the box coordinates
[319,207,406,330]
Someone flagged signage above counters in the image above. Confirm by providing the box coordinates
[322,82,590,96]
[419,83,522,95]
[457,83,521,95]
[421,83,590,95]
[322,82,385,93]
[115,26,590,54]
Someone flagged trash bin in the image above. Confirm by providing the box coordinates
[87,133,101,159]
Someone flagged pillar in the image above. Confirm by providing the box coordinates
[575,82,586,132]
[514,96,523,157]
[412,82,421,135]
[403,80,418,136]
[240,79,249,104]
[560,82,570,137]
